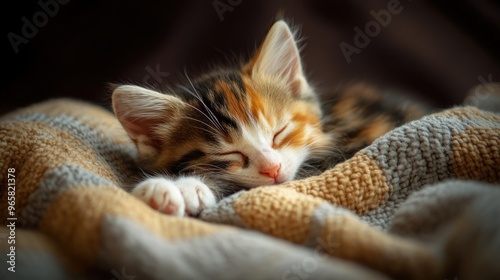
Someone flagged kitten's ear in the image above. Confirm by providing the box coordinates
[246,20,310,97]
[112,85,185,160]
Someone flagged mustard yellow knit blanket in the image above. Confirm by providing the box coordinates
[1,99,499,280]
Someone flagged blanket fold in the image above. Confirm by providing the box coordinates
[1,100,499,280]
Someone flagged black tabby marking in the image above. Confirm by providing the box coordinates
[171,149,206,174]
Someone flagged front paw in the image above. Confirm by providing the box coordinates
[131,177,216,217]
[176,177,216,217]
[131,178,185,216]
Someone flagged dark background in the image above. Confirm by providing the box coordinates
[2,0,500,115]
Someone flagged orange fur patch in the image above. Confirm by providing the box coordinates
[278,127,306,148]
[356,116,394,143]
[216,80,249,124]
[274,110,323,149]
[242,76,267,124]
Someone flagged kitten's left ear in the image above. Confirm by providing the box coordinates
[246,20,310,97]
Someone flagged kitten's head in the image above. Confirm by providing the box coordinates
[112,20,330,189]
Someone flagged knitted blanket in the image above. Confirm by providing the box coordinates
[1,99,499,280]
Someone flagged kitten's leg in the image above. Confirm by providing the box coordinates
[131,176,216,217]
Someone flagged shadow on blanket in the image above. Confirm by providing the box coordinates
[1,99,499,280]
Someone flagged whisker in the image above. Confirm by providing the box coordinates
[181,162,228,175]
[183,71,227,133]
[178,116,220,136]
[297,162,321,178]
[178,86,225,134]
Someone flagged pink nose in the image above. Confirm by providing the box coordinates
[259,164,281,179]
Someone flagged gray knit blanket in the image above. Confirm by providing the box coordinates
[0,99,499,280]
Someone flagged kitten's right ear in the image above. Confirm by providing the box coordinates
[112,85,185,160]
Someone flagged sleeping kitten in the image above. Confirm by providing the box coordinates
[112,20,428,217]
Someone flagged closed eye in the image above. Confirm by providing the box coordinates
[273,125,287,146]
[216,151,244,157]
[215,151,249,164]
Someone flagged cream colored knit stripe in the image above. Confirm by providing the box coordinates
[20,164,115,227]
[6,112,138,185]
[1,121,122,221]
[39,185,229,266]
[302,202,354,248]
[202,191,440,280]
[99,215,389,280]
[202,186,324,244]
[362,114,457,192]
[360,107,499,229]
[301,203,441,280]
[358,110,462,229]
[0,109,140,226]
[450,127,500,183]
[278,152,390,214]
[198,191,248,228]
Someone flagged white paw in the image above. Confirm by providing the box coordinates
[131,177,216,217]
[132,178,185,216]
[176,177,217,217]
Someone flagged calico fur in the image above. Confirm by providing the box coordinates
[112,20,430,217]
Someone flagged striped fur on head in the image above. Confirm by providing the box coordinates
[112,20,331,190]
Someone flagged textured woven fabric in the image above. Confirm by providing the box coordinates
[1,100,499,280]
